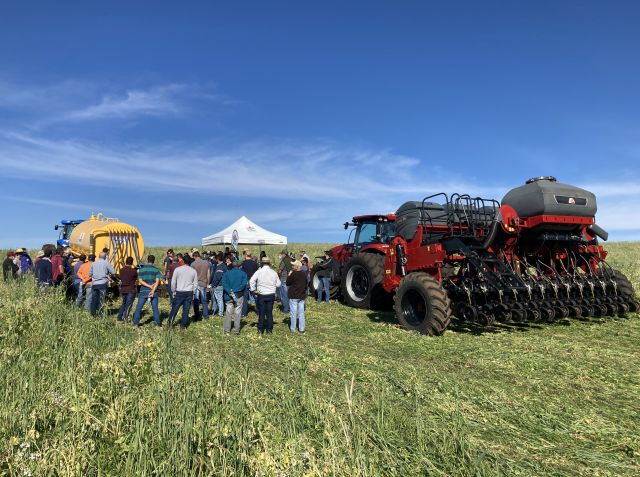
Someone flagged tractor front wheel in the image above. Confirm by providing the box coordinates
[340,253,385,309]
[394,272,451,335]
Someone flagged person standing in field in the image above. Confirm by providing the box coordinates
[3,251,18,281]
[166,253,181,305]
[190,251,211,321]
[51,247,65,287]
[169,255,198,329]
[15,248,33,277]
[250,256,281,335]
[72,254,86,301]
[78,254,95,309]
[286,260,308,333]
[300,256,311,284]
[116,257,138,323]
[33,249,53,289]
[132,255,162,327]
[89,252,115,316]
[222,260,249,335]
[277,250,292,314]
[315,250,336,303]
[241,250,259,317]
[210,252,227,317]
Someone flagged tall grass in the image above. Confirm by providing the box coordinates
[0,242,638,476]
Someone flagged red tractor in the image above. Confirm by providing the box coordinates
[342,177,639,335]
[310,214,395,307]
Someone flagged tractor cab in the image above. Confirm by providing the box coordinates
[55,219,84,247]
[344,214,396,254]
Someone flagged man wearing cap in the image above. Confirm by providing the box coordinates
[15,248,33,276]
[286,260,308,333]
[315,250,336,303]
[249,256,281,334]
[222,260,249,335]
[2,251,19,281]
[277,250,292,314]
[33,249,53,289]
[89,252,115,316]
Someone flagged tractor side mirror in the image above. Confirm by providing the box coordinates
[54,225,59,230]
[343,222,350,230]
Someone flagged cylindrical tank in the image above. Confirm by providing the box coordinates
[68,213,145,273]
[502,177,597,218]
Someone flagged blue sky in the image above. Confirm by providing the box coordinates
[1,1,639,247]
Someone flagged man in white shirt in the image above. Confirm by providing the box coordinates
[169,256,199,329]
[249,256,281,334]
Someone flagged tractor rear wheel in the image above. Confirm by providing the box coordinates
[394,272,451,335]
[340,253,385,309]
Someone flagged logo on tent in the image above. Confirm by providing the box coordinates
[246,225,256,232]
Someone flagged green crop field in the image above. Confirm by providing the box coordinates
[0,243,638,476]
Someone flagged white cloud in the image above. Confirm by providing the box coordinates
[60,84,187,121]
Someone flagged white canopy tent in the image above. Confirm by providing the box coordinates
[201,216,287,246]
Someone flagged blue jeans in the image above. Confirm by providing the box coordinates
[117,292,136,322]
[241,287,255,317]
[212,286,224,316]
[84,285,93,311]
[193,286,209,320]
[89,284,107,316]
[279,283,290,313]
[257,294,275,333]
[316,277,331,303]
[75,282,86,307]
[169,291,193,328]
[289,298,305,332]
[133,290,161,326]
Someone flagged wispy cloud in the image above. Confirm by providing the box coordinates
[0,79,233,127]
[60,84,188,121]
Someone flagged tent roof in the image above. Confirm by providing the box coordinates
[201,216,287,246]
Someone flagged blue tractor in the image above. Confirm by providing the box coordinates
[54,219,85,247]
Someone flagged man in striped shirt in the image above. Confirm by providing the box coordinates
[132,255,163,327]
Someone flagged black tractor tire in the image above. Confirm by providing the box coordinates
[309,266,340,300]
[340,253,386,309]
[394,272,452,335]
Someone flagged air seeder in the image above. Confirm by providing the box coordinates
[337,177,638,335]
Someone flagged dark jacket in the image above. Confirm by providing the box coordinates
[34,258,53,286]
[2,258,18,280]
[242,258,259,279]
[316,257,338,280]
[286,270,308,300]
[211,263,227,287]
[222,268,248,302]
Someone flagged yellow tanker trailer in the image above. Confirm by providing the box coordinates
[65,213,145,274]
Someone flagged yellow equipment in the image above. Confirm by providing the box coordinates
[68,213,145,274]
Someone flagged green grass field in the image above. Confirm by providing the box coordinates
[0,243,638,476]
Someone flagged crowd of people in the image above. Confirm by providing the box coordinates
[2,245,340,335]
